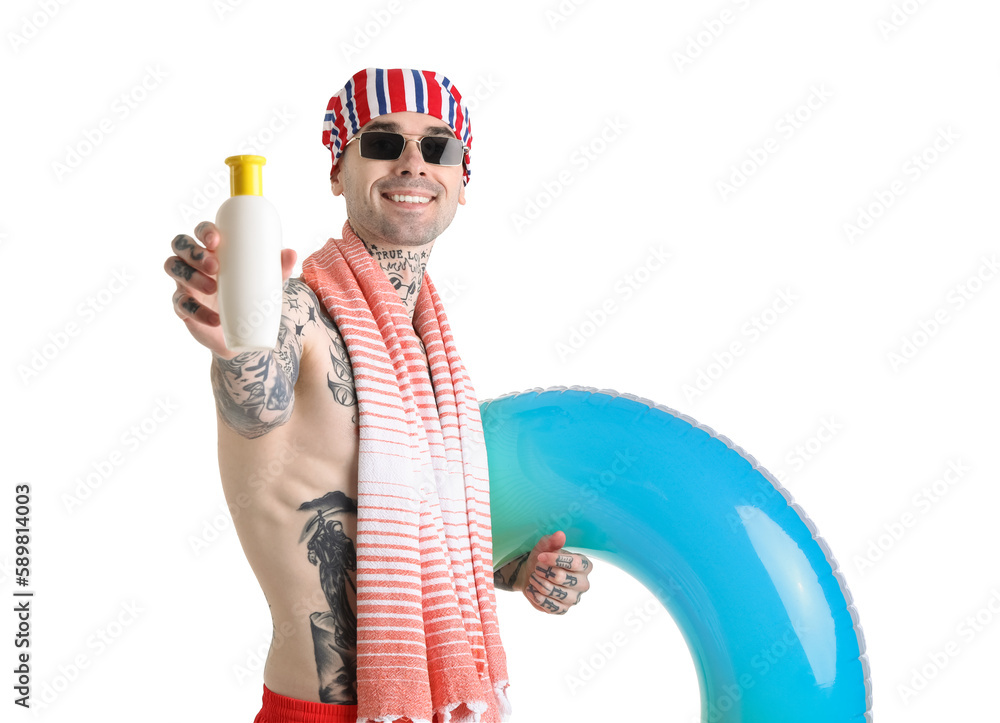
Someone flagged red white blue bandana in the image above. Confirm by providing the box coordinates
[323,67,473,185]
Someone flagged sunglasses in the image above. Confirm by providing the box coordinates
[344,131,468,166]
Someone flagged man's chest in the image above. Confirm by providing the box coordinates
[295,324,433,420]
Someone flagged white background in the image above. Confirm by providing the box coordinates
[4,0,999,721]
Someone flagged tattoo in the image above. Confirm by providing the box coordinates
[211,279,359,437]
[172,234,204,260]
[528,568,574,607]
[272,309,298,383]
[540,598,560,613]
[564,573,578,588]
[327,350,356,404]
[357,235,428,307]
[494,552,530,592]
[299,491,359,704]
[181,297,201,315]
[555,554,573,569]
[536,565,558,581]
[388,274,419,305]
[171,258,194,280]
[314,302,358,424]
[212,349,294,438]
[210,284,301,438]
[362,242,429,269]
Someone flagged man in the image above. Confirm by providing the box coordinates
[165,68,593,723]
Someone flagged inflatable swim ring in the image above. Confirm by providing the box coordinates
[481,386,871,723]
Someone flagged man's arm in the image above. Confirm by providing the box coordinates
[210,278,318,439]
[166,220,302,435]
[493,551,531,592]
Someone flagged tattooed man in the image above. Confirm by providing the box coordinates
[165,68,593,722]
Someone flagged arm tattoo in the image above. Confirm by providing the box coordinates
[493,551,530,592]
[312,294,358,423]
[210,279,309,438]
[211,349,294,438]
[211,278,359,435]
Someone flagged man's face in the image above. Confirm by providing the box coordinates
[331,111,467,247]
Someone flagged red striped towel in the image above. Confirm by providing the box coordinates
[301,221,512,723]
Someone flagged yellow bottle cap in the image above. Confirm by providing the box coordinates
[225,155,266,196]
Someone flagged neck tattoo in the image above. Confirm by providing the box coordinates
[356,234,430,316]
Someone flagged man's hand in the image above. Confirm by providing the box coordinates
[165,221,297,358]
[520,530,592,615]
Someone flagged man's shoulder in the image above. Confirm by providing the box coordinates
[284,276,318,308]
[282,277,347,354]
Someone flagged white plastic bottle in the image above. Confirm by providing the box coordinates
[215,155,283,352]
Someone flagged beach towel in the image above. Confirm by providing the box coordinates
[300,220,512,723]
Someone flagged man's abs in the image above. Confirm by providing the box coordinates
[214,278,367,705]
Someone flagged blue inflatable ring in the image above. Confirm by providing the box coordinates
[480,386,871,723]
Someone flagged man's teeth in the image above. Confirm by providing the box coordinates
[389,194,430,204]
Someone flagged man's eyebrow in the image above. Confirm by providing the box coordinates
[363,120,455,138]
[422,126,456,138]
[364,120,400,133]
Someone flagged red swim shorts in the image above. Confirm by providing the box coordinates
[253,685,357,723]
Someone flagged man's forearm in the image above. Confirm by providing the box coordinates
[211,349,294,439]
[493,551,530,592]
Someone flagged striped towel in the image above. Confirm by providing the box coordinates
[301,221,512,723]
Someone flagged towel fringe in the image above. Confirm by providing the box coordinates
[440,700,461,722]
[433,699,491,723]
[493,679,513,721]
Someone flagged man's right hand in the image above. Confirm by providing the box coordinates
[165,221,297,358]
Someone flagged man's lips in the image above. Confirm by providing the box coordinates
[381,191,435,205]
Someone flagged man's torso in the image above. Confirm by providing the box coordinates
[215,276,431,705]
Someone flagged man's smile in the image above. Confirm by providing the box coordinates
[381,191,436,208]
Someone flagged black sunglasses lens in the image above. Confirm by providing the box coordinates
[421,137,464,166]
[360,132,404,160]
[360,132,464,165]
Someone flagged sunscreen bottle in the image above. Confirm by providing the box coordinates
[215,155,283,352]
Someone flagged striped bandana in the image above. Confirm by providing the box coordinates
[323,67,473,185]
[300,221,512,723]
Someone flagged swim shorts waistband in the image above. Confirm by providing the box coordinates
[254,684,358,723]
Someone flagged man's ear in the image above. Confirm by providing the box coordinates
[458,180,466,206]
[330,162,344,197]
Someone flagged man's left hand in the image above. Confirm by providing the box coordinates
[521,530,592,615]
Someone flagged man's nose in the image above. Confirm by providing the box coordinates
[396,138,427,174]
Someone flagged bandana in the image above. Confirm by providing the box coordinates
[322,67,473,185]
